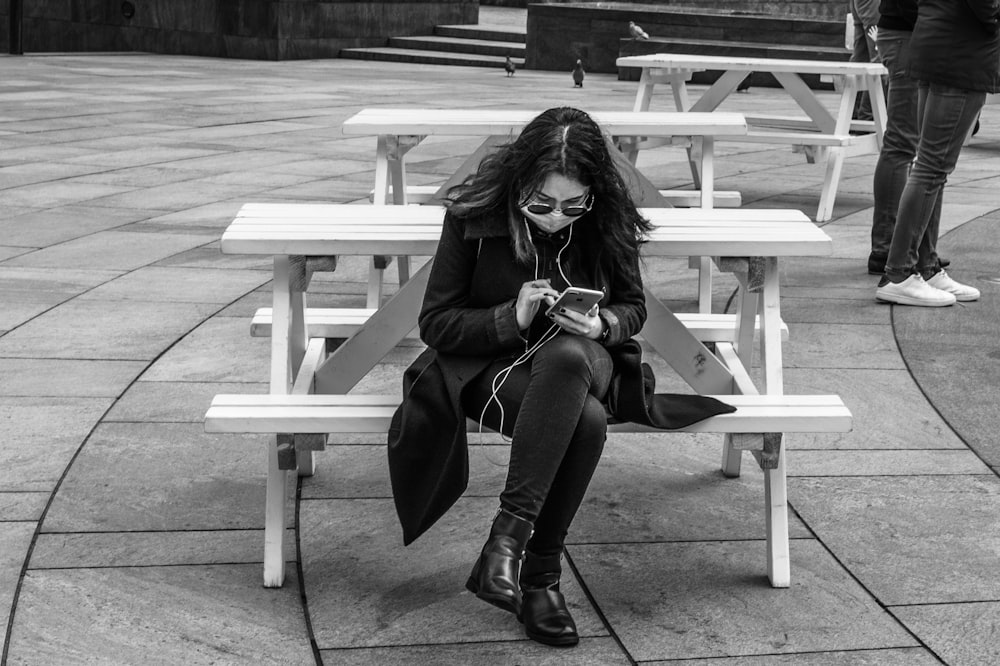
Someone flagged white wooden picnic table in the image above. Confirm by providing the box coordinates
[616,53,888,221]
[341,107,748,210]
[342,107,750,313]
[206,203,852,590]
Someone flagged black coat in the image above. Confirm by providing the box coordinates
[387,210,735,545]
[908,0,1000,93]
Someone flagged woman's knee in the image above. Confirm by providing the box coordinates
[534,335,600,374]
[575,394,609,446]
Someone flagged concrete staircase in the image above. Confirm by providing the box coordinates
[339,24,525,69]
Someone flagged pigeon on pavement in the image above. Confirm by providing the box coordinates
[504,56,516,77]
[628,21,650,40]
[572,60,585,87]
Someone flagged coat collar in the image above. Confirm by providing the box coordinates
[461,211,510,241]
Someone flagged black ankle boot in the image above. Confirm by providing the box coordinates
[518,551,579,647]
[465,509,533,615]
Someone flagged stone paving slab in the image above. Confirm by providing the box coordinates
[783,367,968,451]
[41,423,295,532]
[647,647,940,665]
[0,396,113,492]
[0,298,221,360]
[0,358,147,397]
[320,637,631,665]
[6,566,313,666]
[2,229,210,271]
[787,449,990,477]
[891,602,1000,666]
[0,522,35,653]
[781,322,905,370]
[789,475,1000,606]
[0,493,48,521]
[0,204,158,246]
[300,496,607,649]
[572,435,813,542]
[29,529,296,569]
[572,539,917,661]
[77,266,268,304]
[140,317,271,383]
[105,380,269,423]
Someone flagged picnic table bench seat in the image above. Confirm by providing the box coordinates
[205,391,851,471]
[248,307,790,344]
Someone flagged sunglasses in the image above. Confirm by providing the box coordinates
[523,194,594,217]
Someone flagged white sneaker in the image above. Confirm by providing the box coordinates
[926,270,980,301]
[876,274,956,306]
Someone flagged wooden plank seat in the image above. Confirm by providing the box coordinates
[205,392,852,471]
[248,307,790,344]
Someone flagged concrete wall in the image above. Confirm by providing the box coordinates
[1,0,478,59]
[520,0,846,19]
[526,2,846,73]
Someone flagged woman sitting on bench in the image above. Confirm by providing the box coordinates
[388,107,732,647]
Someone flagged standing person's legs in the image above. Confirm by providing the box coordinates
[850,3,879,121]
[870,29,919,273]
[462,334,612,621]
[878,83,985,305]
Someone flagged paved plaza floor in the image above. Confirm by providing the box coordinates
[2,48,1000,665]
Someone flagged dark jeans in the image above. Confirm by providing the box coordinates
[885,82,986,281]
[872,29,919,258]
[462,334,613,556]
[850,8,881,120]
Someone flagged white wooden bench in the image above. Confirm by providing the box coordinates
[206,202,852,590]
[248,307,789,344]
[616,54,888,221]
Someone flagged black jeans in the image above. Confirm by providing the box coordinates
[462,334,613,556]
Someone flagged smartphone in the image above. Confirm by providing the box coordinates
[545,287,604,317]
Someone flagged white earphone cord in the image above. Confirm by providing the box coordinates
[475,219,575,456]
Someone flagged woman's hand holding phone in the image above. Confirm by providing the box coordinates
[545,287,605,339]
[515,279,559,330]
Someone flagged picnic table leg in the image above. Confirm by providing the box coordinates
[371,135,420,307]
[694,136,715,313]
[720,272,759,477]
[759,257,790,588]
[815,75,859,222]
[261,255,301,588]
[664,70,706,188]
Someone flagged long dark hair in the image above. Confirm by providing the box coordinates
[445,107,652,277]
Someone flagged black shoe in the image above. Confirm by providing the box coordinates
[518,551,579,647]
[466,509,533,615]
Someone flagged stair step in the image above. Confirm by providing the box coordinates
[435,24,526,44]
[389,35,525,58]
[339,47,525,69]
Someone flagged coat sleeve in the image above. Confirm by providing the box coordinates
[966,0,1000,30]
[418,213,526,356]
[598,242,647,348]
